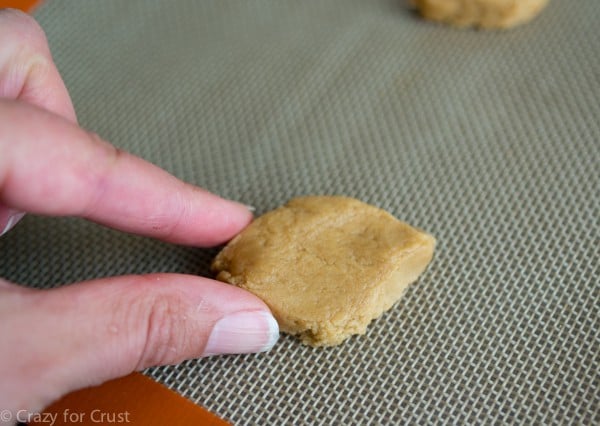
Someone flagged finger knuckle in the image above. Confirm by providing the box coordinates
[134,289,192,369]
[0,10,53,95]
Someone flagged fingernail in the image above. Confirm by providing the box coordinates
[1,211,25,236]
[219,198,254,217]
[226,200,254,213]
[204,311,279,356]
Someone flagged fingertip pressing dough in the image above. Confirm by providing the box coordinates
[412,0,549,29]
[211,196,435,347]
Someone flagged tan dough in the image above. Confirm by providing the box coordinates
[412,0,549,29]
[211,196,435,347]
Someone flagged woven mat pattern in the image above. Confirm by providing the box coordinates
[1,0,598,423]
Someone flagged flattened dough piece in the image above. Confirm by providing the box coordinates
[211,196,435,347]
[412,0,549,29]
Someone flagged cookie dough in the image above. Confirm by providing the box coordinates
[211,196,435,347]
[412,0,549,29]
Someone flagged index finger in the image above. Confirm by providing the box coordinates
[0,99,252,246]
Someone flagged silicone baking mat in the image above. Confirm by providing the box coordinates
[1,0,598,423]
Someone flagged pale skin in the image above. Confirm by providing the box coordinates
[0,9,278,417]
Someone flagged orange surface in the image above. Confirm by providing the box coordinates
[0,0,41,12]
[29,373,230,426]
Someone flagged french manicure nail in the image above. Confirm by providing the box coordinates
[204,311,279,356]
[1,211,25,236]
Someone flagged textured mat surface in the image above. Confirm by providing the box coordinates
[1,0,598,423]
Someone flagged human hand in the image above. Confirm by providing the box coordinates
[0,9,278,417]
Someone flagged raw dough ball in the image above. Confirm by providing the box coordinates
[211,196,435,347]
[412,0,549,29]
